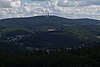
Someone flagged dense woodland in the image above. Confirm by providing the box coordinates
[0,16,100,67]
[0,16,100,48]
[0,45,100,67]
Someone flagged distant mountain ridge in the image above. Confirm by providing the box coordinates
[0,15,100,26]
[0,15,100,49]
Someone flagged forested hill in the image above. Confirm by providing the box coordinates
[0,15,100,26]
[0,16,100,67]
[0,15,100,49]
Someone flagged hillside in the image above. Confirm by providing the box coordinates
[0,16,100,50]
[0,16,100,26]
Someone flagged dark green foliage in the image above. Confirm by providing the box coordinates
[0,15,100,67]
[0,25,100,49]
[0,46,100,67]
[0,16,100,48]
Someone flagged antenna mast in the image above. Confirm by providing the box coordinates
[46,0,50,18]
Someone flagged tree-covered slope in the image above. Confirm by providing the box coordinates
[0,16,100,26]
[0,16,100,49]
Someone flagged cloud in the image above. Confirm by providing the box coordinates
[0,0,100,20]
[57,0,100,7]
[0,0,21,8]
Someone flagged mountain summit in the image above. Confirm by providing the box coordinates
[0,15,100,26]
[0,15,100,49]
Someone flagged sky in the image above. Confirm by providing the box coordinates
[0,0,100,20]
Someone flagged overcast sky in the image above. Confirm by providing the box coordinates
[0,0,100,20]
